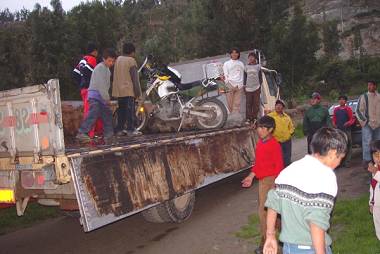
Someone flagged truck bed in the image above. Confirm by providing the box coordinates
[65,127,250,158]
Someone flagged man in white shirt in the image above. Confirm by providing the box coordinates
[223,48,245,114]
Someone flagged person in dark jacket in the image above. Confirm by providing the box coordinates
[332,95,355,167]
[303,92,330,154]
[73,42,103,138]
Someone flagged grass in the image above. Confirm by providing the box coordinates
[235,214,261,245]
[331,195,380,254]
[236,195,380,254]
[0,203,60,235]
[293,123,304,139]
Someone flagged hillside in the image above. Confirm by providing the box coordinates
[304,0,380,59]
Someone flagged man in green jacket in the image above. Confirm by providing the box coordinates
[303,92,330,154]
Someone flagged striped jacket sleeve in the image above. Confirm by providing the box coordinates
[356,94,367,124]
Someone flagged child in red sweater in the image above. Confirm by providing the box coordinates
[242,115,284,254]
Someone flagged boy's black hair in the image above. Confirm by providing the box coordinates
[257,115,275,131]
[338,95,348,101]
[310,127,347,156]
[103,48,117,59]
[370,140,380,153]
[229,47,240,59]
[368,80,377,86]
[87,42,98,54]
[123,43,136,55]
[248,52,257,59]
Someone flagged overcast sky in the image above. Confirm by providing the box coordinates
[0,0,84,12]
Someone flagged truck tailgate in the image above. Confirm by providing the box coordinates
[0,80,65,159]
[68,127,256,231]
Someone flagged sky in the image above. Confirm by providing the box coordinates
[0,0,83,12]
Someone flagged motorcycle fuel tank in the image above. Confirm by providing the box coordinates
[157,80,177,98]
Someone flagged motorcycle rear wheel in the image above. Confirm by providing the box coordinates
[195,98,227,130]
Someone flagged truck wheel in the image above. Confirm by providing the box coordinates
[142,192,195,223]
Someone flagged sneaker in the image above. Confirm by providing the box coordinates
[76,132,91,142]
[126,130,142,136]
[343,163,351,168]
[254,247,263,254]
[115,130,126,137]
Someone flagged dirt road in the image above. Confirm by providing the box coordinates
[0,138,369,254]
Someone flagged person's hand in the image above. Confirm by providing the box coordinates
[241,174,254,188]
[343,122,351,127]
[263,235,278,254]
[368,162,378,174]
[370,205,374,214]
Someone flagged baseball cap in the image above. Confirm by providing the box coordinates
[311,92,321,100]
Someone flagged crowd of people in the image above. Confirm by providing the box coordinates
[241,80,380,254]
[73,42,142,143]
[72,43,379,253]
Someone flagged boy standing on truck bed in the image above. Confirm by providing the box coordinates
[244,52,262,124]
[72,42,103,138]
[76,48,117,143]
[263,127,347,254]
[223,48,245,115]
[113,43,142,136]
[241,115,284,254]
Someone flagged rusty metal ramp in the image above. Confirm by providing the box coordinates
[69,127,257,232]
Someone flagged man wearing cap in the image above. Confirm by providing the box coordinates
[303,92,330,154]
[268,100,295,167]
[356,81,380,167]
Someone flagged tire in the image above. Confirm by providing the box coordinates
[142,192,195,223]
[112,106,148,132]
[196,98,228,130]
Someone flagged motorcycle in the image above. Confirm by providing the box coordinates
[136,56,229,132]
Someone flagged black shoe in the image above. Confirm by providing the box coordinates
[115,130,126,137]
[254,247,263,254]
[362,160,371,170]
[104,136,116,145]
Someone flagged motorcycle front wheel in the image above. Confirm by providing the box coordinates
[195,98,228,130]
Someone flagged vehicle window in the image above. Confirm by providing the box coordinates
[349,101,358,112]
[264,71,278,97]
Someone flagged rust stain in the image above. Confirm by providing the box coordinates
[80,129,257,216]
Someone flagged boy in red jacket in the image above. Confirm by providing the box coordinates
[242,115,284,254]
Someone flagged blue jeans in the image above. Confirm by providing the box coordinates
[280,139,292,167]
[79,99,113,138]
[283,243,332,254]
[362,125,380,162]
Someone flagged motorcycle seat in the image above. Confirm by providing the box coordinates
[176,80,202,91]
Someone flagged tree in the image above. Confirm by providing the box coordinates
[268,1,320,98]
[322,20,341,58]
